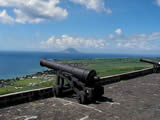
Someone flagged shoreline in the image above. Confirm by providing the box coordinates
[0,69,54,81]
[0,69,55,89]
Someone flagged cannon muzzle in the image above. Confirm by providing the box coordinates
[140,59,160,65]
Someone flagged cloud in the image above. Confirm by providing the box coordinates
[37,30,160,52]
[156,0,160,6]
[107,28,122,39]
[0,10,14,24]
[115,28,122,36]
[40,30,160,52]
[40,35,108,49]
[0,0,68,24]
[70,0,112,14]
[116,32,160,50]
[107,28,160,51]
[108,34,115,39]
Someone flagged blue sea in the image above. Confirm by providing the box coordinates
[0,51,159,80]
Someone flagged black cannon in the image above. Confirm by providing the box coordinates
[140,58,160,73]
[40,59,104,104]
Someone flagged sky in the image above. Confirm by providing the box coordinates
[0,0,160,54]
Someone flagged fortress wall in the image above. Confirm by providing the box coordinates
[0,87,53,108]
[100,68,153,85]
[0,68,154,108]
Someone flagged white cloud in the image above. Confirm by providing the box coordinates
[70,0,112,14]
[115,28,122,36]
[0,10,14,24]
[40,30,160,52]
[37,31,160,52]
[116,32,160,50]
[107,28,160,51]
[105,8,112,14]
[40,35,108,49]
[108,34,115,39]
[0,0,68,24]
[156,0,160,6]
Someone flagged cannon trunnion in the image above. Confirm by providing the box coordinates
[40,59,104,104]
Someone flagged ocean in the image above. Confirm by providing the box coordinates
[0,51,158,80]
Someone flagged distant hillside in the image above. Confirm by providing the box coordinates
[62,48,80,54]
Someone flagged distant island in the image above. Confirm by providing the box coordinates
[61,48,80,54]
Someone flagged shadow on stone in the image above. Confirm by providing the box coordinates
[91,96,114,104]
[96,96,113,102]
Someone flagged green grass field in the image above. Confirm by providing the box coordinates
[60,58,158,76]
[0,78,56,95]
[0,58,159,95]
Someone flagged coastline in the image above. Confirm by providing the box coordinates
[0,69,54,81]
[0,69,56,95]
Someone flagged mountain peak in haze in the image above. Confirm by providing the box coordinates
[62,48,79,53]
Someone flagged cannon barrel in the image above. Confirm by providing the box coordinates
[40,59,97,83]
[140,59,160,65]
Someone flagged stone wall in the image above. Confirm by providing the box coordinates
[100,68,154,85]
[0,68,154,108]
[0,87,53,108]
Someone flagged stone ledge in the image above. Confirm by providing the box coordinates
[0,68,154,108]
[100,68,153,85]
[0,87,53,108]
